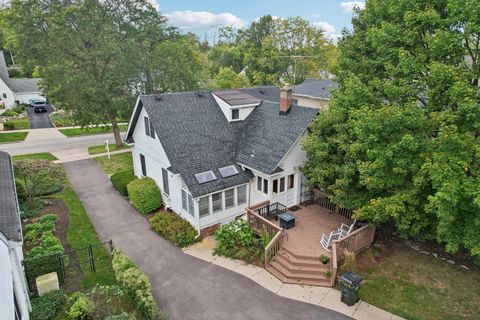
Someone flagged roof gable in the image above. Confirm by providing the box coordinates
[294,78,338,100]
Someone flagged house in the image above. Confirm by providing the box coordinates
[0,151,30,320]
[125,86,318,235]
[0,51,44,110]
[292,78,337,110]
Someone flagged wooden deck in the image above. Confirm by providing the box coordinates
[275,205,352,258]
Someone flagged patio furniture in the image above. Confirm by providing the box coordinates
[320,230,343,252]
[338,220,357,237]
[278,212,296,230]
[254,202,287,220]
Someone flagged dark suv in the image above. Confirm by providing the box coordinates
[32,100,47,113]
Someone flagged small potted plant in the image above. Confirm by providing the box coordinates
[324,270,332,278]
[320,254,330,264]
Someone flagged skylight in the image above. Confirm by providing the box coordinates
[194,171,217,184]
[218,165,239,178]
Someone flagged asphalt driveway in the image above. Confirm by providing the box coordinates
[63,159,351,320]
[26,104,54,129]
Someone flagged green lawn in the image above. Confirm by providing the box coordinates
[4,117,29,130]
[94,152,133,175]
[54,187,116,288]
[360,250,480,320]
[59,124,128,137]
[12,152,58,161]
[0,131,28,143]
[88,143,130,155]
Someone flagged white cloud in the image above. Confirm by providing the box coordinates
[165,10,246,31]
[147,0,159,12]
[313,21,340,42]
[340,1,365,13]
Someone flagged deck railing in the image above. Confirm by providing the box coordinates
[311,189,355,219]
[246,207,284,267]
[330,224,376,286]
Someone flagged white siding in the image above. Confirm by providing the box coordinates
[15,93,43,105]
[0,78,15,109]
[212,94,257,122]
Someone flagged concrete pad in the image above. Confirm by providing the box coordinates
[250,269,283,293]
[212,256,241,270]
[391,315,405,320]
[25,128,66,142]
[307,285,331,305]
[201,236,218,250]
[353,302,393,320]
[318,288,360,317]
[277,284,310,303]
[232,262,264,278]
[183,247,216,263]
[53,147,90,163]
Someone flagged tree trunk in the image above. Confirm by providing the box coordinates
[111,118,123,148]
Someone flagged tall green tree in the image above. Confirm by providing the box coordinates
[238,16,331,85]
[213,67,249,89]
[303,0,480,262]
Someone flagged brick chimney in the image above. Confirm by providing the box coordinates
[279,84,293,115]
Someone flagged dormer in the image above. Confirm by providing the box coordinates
[212,89,262,122]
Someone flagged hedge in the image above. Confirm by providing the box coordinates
[30,290,66,320]
[111,169,135,197]
[149,211,197,247]
[127,178,162,214]
[111,249,159,320]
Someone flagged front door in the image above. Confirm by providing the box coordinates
[286,173,296,207]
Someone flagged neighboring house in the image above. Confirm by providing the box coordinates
[125,86,318,235]
[293,78,338,110]
[0,151,30,320]
[0,51,44,110]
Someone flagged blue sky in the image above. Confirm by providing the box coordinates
[154,1,365,43]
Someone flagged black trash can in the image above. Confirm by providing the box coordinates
[339,272,363,306]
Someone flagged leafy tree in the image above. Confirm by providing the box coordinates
[214,67,249,89]
[208,44,244,76]
[14,160,65,206]
[238,16,331,85]
[303,0,480,262]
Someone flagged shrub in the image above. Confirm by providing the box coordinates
[111,169,135,197]
[25,214,63,258]
[66,292,94,320]
[2,109,18,117]
[112,249,159,320]
[14,160,66,206]
[19,199,43,219]
[30,290,66,320]
[149,211,197,247]
[86,285,125,319]
[127,178,162,214]
[339,250,358,274]
[213,220,263,264]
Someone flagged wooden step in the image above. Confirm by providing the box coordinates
[273,255,329,275]
[282,247,324,261]
[269,260,328,281]
[276,251,328,268]
[267,264,332,287]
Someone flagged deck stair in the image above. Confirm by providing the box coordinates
[266,247,332,287]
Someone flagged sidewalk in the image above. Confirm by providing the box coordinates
[25,128,66,142]
[53,148,131,164]
[183,238,404,320]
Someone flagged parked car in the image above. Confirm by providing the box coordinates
[28,98,46,108]
[32,100,47,113]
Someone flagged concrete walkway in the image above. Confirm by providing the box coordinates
[63,159,351,320]
[184,240,403,320]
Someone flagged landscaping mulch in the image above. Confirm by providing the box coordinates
[40,198,84,293]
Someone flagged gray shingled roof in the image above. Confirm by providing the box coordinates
[0,50,42,93]
[8,78,41,93]
[126,87,318,198]
[294,78,338,100]
[0,152,22,242]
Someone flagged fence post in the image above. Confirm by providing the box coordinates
[108,239,114,254]
[88,245,96,273]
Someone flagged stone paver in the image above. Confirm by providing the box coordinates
[64,159,351,320]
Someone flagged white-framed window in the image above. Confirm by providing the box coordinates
[199,196,210,217]
[231,109,240,120]
[237,185,246,205]
[162,168,169,195]
[272,177,286,195]
[188,194,194,217]
[144,116,155,138]
[288,174,295,189]
[225,189,235,209]
[181,189,188,211]
[257,176,269,194]
[212,192,222,213]
[257,176,262,191]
